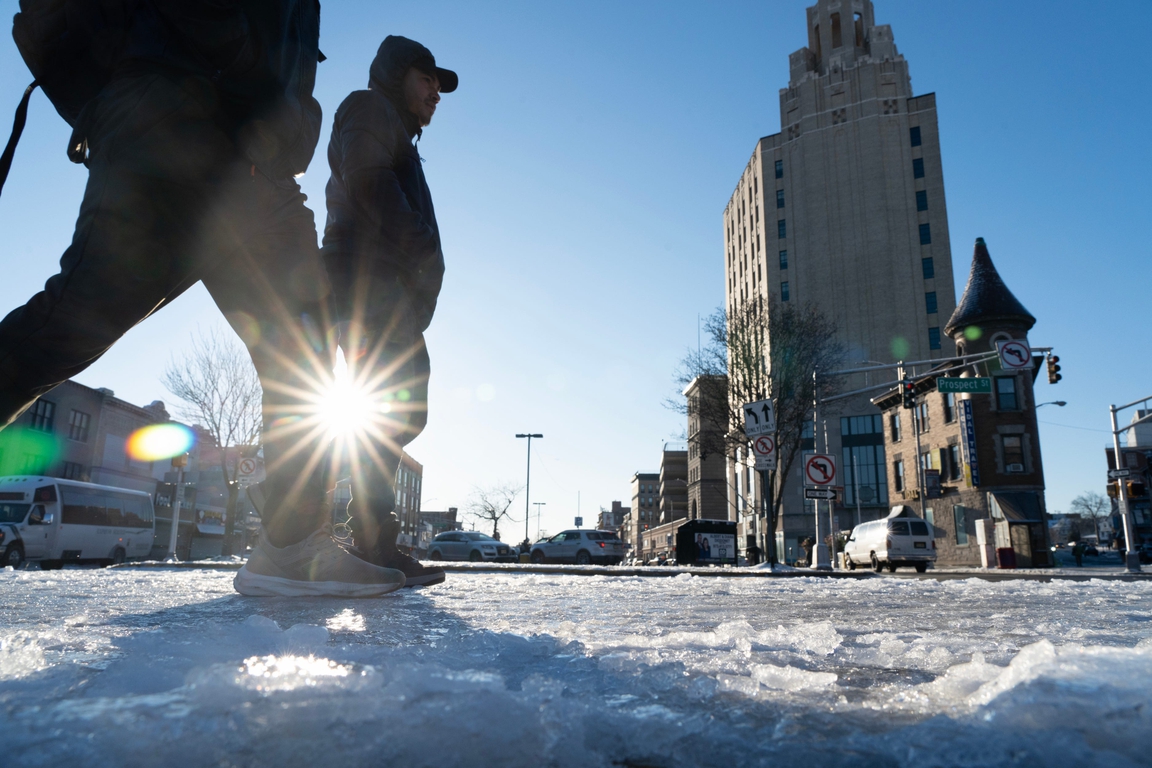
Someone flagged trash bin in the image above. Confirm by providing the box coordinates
[996,547,1016,569]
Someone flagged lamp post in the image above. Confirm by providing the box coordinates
[515,433,543,547]
[1036,401,1067,408]
[165,453,188,562]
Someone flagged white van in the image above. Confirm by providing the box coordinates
[0,476,155,569]
[843,507,936,572]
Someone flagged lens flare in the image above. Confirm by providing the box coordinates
[318,351,378,438]
[126,423,196,461]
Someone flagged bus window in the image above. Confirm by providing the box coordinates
[28,504,47,525]
[120,496,152,528]
[0,502,31,523]
[62,486,110,526]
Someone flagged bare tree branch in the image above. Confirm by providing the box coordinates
[1070,491,1111,542]
[465,482,523,541]
[163,326,263,556]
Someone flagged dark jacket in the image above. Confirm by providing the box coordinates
[321,39,445,334]
[122,0,323,178]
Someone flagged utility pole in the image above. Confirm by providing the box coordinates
[515,433,543,547]
[1109,398,1151,573]
[533,501,546,540]
[164,454,188,562]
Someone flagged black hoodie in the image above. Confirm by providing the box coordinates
[321,36,445,334]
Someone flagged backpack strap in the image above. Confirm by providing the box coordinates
[0,82,39,200]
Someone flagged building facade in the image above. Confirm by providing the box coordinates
[659,443,689,524]
[723,0,958,556]
[684,376,730,522]
[628,472,660,555]
[395,453,424,552]
[874,239,1052,567]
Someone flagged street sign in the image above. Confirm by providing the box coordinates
[804,488,837,500]
[804,454,837,486]
[752,435,777,471]
[742,399,776,437]
[996,339,1032,370]
[937,377,992,394]
[238,457,259,486]
[1108,468,1132,480]
[574,516,583,528]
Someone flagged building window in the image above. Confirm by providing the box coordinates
[831,12,843,47]
[920,450,933,474]
[776,189,785,209]
[780,282,790,301]
[62,461,85,480]
[925,291,938,315]
[916,190,928,212]
[890,412,902,442]
[20,453,46,473]
[944,444,961,481]
[943,392,956,423]
[68,410,91,442]
[29,400,55,433]
[775,159,783,179]
[915,402,930,432]
[953,505,970,545]
[922,257,935,280]
[779,250,788,270]
[925,507,935,530]
[1003,436,1025,470]
[893,460,905,492]
[913,158,925,178]
[919,223,932,245]
[910,126,922,147]
[928,327,941,350]
[777,220,786,239]
[995,377,1018,410]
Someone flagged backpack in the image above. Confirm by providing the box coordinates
[0,0,133,197]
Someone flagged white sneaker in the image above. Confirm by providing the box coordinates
[234,527,406,597]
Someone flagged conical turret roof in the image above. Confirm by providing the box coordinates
[944,238,1035,337]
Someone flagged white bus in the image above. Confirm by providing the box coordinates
[0,476,155,570]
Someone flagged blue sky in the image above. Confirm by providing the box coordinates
[1,0,1149,537]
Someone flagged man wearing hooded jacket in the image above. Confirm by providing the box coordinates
[320,36,456,586]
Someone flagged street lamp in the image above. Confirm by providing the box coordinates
[1037,401,1067,408]
[533,501,546,540]
[515,433,543,547]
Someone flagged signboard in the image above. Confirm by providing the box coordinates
[742,399,776,437]
[693,533,736,563]
[1108,468,1132,480]
[996,340,1032,370]
[752,435,777,471]
[937,377,992,394]
[804,454,837,486]
[959,399,980,487]
[574,516,583,528]
[804,487,837,500]
[237,457,259,486]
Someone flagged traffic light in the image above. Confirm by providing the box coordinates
[1046,354,1062,384]
[901,378,915,409]
[1127,481,1147,498]
[1107,482,1119,498]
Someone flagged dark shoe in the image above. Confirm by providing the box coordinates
[359,546,445,587]
[235,527,406,597]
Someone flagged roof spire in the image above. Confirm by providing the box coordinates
[944,238,1035,337]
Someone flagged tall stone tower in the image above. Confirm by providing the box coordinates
[723,0,958,557]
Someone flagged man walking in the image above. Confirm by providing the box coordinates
[321,36,456,586]
[0,2,405,596]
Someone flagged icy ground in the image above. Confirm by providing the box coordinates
[2,569,1151,768]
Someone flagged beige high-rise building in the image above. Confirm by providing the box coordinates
[723,0,958,558]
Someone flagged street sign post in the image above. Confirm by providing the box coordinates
[574,516,583,528]
[237,457,259,486]
[804,487,836,500]
[1108,468,1132,480]
[752,435,777,471]
[996,340,1032,370]
[937,377,992,394]
[804,454,837,486]
[742,399,776,437]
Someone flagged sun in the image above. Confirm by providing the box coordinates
[318,349,384,440]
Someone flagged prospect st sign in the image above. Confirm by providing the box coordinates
[937,377,992,394]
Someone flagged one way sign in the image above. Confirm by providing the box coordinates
[742,399,776,437]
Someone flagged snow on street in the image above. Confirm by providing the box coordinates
[2,567,1151,767]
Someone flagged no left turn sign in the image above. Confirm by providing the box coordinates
[752,435,776,471]
[804,454,837,486]
[996,339,1032,370]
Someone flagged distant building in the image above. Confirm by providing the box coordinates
[1126,410,1152,448]
[873,239,1052,567]
[597,501,629,534]
[395,453,424,552]
[659,443,689,524]
[628,472,660,554]
[684,376,729,522]
[1104,445,1151,549]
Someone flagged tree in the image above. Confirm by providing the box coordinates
[1070,491,1110,542]
[163,327,263,557]
[672,297,846,564]
[466,482,522,541]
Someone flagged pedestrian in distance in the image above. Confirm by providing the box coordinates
[1072,540,1084,567]
[319,36,457,587]
[0,1,406,597]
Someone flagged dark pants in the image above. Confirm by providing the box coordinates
[0,73,333,546]
[333,278,430,553]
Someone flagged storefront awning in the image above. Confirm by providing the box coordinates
[990,492,1043,522]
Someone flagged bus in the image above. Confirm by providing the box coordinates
[0,476,155,569]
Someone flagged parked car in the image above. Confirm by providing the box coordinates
[1082,544,1099,556]
[529,529,624,565]
[426,531,516,562]
[843,512,936,573]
